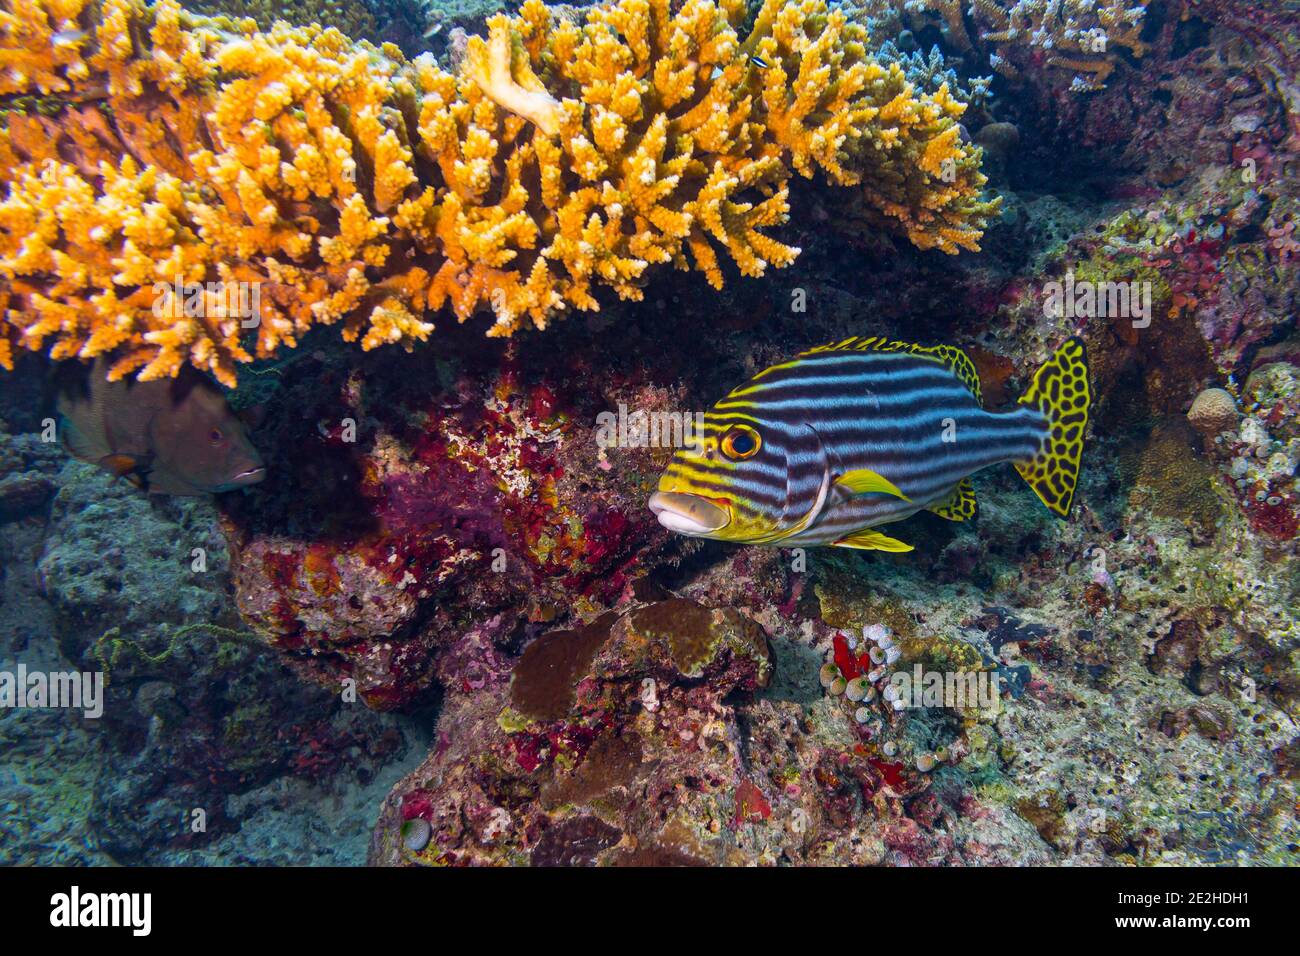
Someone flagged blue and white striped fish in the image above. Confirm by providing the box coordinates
[649,336,1091,551]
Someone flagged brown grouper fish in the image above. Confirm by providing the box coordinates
[55,360,266,495]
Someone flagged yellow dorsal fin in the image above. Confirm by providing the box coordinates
[835,468,911,501]
[927,478,978,521]
[802,336,983,407]
[833,529,914,552]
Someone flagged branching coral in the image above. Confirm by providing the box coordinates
[0,0,995,384]
[168,0,440,57]
[186,0,381,42]
[970,0,1148,91]
[854,0,1147,91]
[847,0,976,52]
[875,41,993,107]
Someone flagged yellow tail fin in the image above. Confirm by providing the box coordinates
[1014,337,1091,519]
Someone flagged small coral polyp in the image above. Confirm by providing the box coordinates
[0,0,995,385]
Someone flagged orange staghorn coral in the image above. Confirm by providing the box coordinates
[0,0,996,384]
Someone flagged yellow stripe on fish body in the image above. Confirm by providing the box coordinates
[652,335,1092,549]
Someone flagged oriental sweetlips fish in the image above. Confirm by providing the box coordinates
[649,336,1091,551]
[54,358,266,496]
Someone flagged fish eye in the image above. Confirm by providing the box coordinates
[209,428,224,444]
[720,425,761,460]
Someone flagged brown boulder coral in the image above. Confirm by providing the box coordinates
[1187,386,1238,437]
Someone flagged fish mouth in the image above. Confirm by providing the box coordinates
[648,491,730,535]
[229,466,267,486]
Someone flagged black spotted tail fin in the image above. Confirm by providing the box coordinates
[1014,337,1091,518]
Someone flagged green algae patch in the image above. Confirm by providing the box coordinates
[496,707,531,734]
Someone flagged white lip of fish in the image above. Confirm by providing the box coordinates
[231,466,267,484]
[648,491,730,535]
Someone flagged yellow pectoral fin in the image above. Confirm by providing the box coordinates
[835,468,911,502]
[833,529,914,553]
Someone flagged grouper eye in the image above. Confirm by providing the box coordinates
[209,428,224,445]
[721,424,761,460]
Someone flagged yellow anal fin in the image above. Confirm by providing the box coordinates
[927,479,977,522]
[835,468,911,501]
[833,529,914,552]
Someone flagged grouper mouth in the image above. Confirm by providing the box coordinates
[648,491,730,535]
[221,466,267,490]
